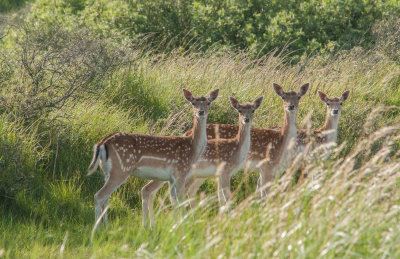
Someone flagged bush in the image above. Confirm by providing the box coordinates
[0,23,127,122]
[29,0,400,58]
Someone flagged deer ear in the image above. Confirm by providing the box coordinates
[183,89,194,102]
[229,96,240,110]
[208,88,219,102]
[318,91,328,103]
[341,90,350,102]
[273,83,284,97]
[253,96,264,109]
[298,83,310,97]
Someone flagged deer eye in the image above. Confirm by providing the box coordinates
[326,103,330,106]
[252,110,255,114]
[340,102,343,105]
[281,97,285,100]
[207,102,211,105]
[298,96,301,100]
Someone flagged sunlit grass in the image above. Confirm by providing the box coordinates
[1,24,400,258]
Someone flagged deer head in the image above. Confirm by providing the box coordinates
[273,83,310,113]
[183,88,220,119]
[229,96,264,125]
[318,90,350,117]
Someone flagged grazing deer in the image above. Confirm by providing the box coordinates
[186,96,264,206]
[185,83,309,197]
[297,90,350,154]
[87,88,219,228]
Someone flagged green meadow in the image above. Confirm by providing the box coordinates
[1,0,400,258]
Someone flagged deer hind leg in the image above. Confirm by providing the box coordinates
[94,170,129,227]
[141,179,166,228]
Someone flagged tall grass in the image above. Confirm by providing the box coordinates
[1,20,400,258]
[2,109,400,258]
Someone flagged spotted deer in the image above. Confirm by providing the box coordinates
[297,90,350,154]
[185,83,309,197]
[87,88,219,228]
[185,96,264,207]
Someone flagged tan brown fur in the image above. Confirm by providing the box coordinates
[187,97,264,206]
[185,83,310,197]
[297,90,350,151]
[88,88,219,228]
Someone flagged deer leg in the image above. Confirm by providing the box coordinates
[169,175,179,206]
[168,180,177,207]
[102,199,109,226]
[141,179,166,228]
[186,178,206,209]
[217,169,232,206]
[94,172,129,228]
[257,163,277,198]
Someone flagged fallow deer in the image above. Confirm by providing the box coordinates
[186,96,264,206]
[87,88,219,228]
[185,83,309,197]
[297,90,350,154]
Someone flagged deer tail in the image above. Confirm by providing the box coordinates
[88,144,108,176]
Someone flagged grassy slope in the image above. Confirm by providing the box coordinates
[1,3,400,259]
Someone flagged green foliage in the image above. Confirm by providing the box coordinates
[29,0,400,58]
[0,116,47,211]
[0,0,30,13]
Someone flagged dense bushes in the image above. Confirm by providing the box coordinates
[29,0,400,58]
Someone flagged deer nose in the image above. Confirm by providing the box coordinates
[244,117,250,123]
[288,105,295,110]
[333,109,339,114]
[198,110,205,116]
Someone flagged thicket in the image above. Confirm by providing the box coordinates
[29,0,400,59]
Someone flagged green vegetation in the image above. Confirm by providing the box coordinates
[28,0,400,58]
[1,1,400,258]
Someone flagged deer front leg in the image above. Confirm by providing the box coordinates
[217,169,232,206]
[141,180,166,228]
[257,163,277,198]
[186,178,206,209]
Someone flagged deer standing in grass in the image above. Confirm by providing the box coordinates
[87,88,219,228]
[185,83,309,198]
[186,96,264,207]
[297,90,350,154]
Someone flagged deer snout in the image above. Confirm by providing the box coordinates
[332,109,339,115]
[244,117,250,123]
[198,110,205,116]
[288,105,295,110]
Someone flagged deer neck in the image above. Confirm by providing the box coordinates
[281,109,297,146]
[276,109,298,171]
[320,110,339,143]
[236,119,251,155]
[191,115,208,162]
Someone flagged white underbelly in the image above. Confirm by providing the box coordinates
[132,166,172,181]
[193,165,217,178]
[246,160,260,170]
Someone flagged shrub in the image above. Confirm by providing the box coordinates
[29,0,400,58]
[0,23,127,122]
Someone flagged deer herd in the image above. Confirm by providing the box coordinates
[88,83,350,228]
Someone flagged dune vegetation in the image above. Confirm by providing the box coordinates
[1,0,400,258]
